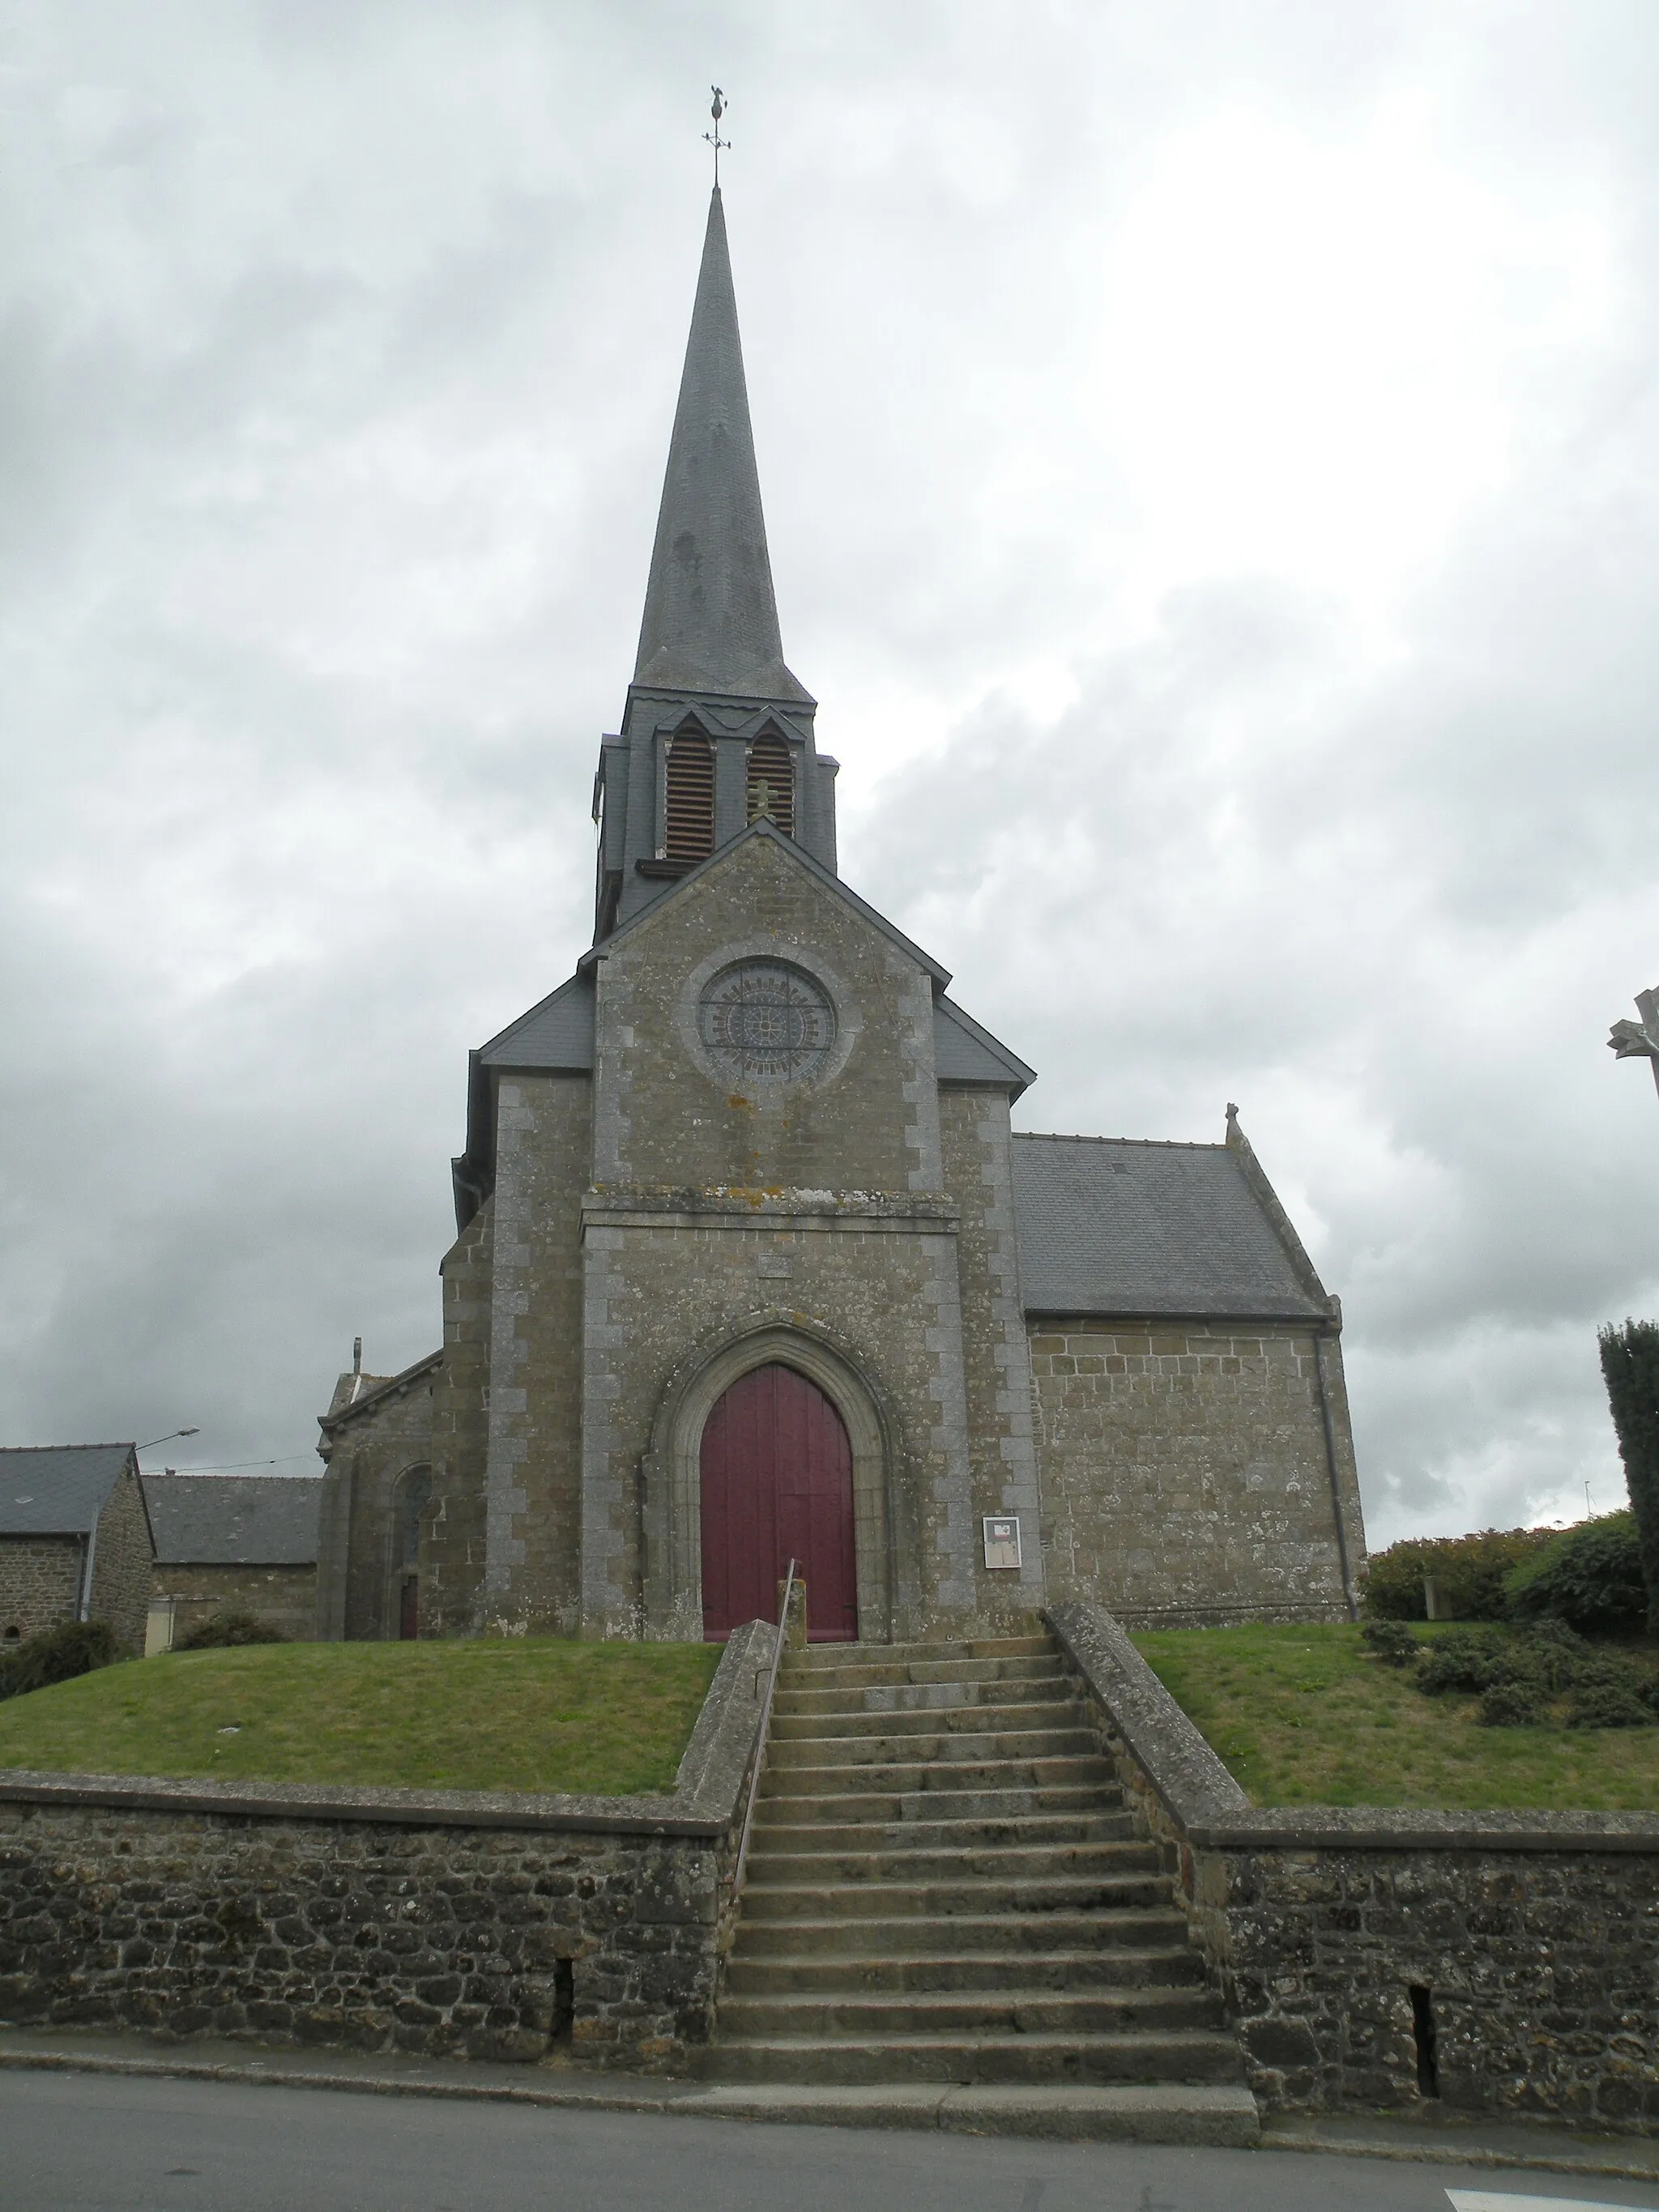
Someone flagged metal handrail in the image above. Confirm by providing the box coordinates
[731,1558,797,1901]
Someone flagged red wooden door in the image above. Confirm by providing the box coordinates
[700,1364,859,1643]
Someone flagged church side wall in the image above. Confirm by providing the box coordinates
[332,1383,437,1640]
[939,1088,1046,1625]
[1030,1319,1352,1626]
[480,1076,592,1636]
[426,1200,495,1636]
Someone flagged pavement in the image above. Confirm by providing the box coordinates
[0,2027,1656,2183]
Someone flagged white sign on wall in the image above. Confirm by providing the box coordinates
[982,1515,1021,1570]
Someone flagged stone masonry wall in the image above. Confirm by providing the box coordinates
[155,1565,318,1644]
[1032,1320,1352,1624]
[939,1088,1046,1626]
[479,1077,592,1637]
[1051,1600,1659,2134]
[0,1539,83,1644]
[425,1198,493,1637]
[1193,1838,1659,2128]
[0,1803,723,2067]
[88,1469,156,1656]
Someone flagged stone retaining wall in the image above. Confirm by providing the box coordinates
[1049,1600,1659,2133]
[0,1620,773,2070]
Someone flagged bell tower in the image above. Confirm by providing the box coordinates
[591,188,838,940]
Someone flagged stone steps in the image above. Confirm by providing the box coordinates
[710,2028,1245,2089]
[743,1840,1160,1885]
[719,1986,1225,2038]
[714,1628,1254,2138]
[761,1755,1116,1794]
[753,1811,1138,1850]
[723,1946,1209,1995]
[731,1908,1196,1958]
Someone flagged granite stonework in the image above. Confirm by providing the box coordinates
[0,1541,83,1647]
[1032,1323,1363,1626]
[1049,1600,1659,2133]
[153,1564,318,1646]
[0,1622,774,2069]
[313,1357,439,1643]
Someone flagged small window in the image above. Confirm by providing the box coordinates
[2,1625,20,1647]
[746,732,794,837]
[665,729,715,863]
[394,1465,432,1570]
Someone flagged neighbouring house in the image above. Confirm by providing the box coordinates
[140,1473,323,1652]
[0,1445,155,1656]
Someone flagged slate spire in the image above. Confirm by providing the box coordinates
[633,189,810,703]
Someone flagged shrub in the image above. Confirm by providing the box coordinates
[1360,1620,1420,1667]
[1416,1626,1512,1697]
[1567,1680,1653,1730]
[174,1611,287,1652]
[1503,1511,1647,1632]
[1362,1527,1556,1621]
[0,1619,121,1701]
[1479,1681,1549,1728]
[1599,1319,1659,1633]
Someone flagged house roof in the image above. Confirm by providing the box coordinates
[143,1473,323,1566]
[1011,1133,1329,1322]
[0,1444,138,1536]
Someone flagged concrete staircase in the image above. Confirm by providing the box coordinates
[710,1630,1257,2142]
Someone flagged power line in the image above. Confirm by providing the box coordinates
[148,1454,318,1473]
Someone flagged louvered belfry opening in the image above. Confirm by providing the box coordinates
[746,730,794,836]
[664,727,715,864]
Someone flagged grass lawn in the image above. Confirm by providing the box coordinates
[0,1639,722,1797]
[1133,1622,1659,1811]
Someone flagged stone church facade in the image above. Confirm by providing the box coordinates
[314,190,1365,1647]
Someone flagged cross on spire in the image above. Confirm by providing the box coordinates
[704,86,729,185]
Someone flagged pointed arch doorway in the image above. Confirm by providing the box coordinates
[699,1363,859,1643]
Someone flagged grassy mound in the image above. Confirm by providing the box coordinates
[1134,1622,1659,1811]
[0,1638,721,1798]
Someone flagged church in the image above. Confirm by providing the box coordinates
[313,189,1366,1647]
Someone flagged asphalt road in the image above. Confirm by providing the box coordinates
[3,2072,1659,2212]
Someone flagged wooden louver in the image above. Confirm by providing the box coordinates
[746,731,794,837]
[664,731,715,863]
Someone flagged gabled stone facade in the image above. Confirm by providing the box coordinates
[313,185,1366,1645]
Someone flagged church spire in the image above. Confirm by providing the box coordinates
[633,189,809,704]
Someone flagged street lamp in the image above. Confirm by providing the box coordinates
[1607,987,1659,1102]
[136,1428,199,1455]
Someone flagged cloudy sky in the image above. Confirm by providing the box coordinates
[4,1,1658,1550]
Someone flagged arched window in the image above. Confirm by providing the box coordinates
[746,731,794,837]
[2,1625,20,1647]
[664,728,715,863]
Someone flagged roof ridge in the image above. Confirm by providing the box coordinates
[1013,1132,1226,1153]
[0,1441,135,1454]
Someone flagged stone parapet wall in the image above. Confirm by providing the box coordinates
[0,1620,773,2070]
[0,1539,83,1644]
[1048,1600,1659,2134]
[1031,1322,1358,1624]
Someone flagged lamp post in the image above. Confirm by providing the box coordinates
[1607,987,1659,1102]
[136,1428,199,1460]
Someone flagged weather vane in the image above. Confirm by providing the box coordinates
[704,86,729,186]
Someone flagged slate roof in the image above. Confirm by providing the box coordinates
[1012,1135,1328,1321]
[0,1444,138,1536]
[143,1474,323,1566]
[633,189,810,704]
[934,994,1034,1095]
[479,971,595,1071]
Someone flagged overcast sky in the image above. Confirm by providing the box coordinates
[4,1,1659,1551]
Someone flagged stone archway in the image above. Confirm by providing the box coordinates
[642,1321,894,1643]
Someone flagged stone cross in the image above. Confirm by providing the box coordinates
[1608,985,1659,1102]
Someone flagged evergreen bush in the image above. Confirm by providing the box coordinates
[1503,1511,1647,1632]
[0,1619,120,1701]
[1361,1526,1555,1620]
[173,1611,287,1651]
[1598,1319,1659,1633]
